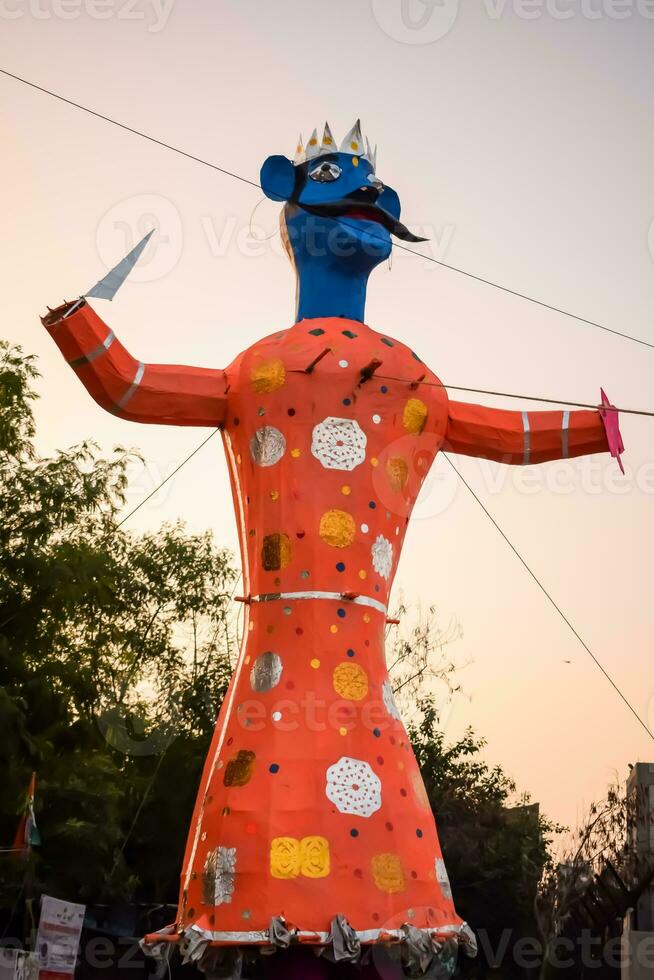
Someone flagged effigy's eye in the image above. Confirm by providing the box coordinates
[308,161,342,182]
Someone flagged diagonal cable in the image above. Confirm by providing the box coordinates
[2,66,653,351]
[443,452,654,743]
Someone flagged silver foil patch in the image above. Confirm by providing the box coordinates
[250,652,283,693]
[203,846,237,906]
[249,426,286,467]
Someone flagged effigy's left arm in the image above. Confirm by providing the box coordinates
[42,299,228,427]
[445,399,623,467]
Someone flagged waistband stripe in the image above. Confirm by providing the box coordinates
[249,590,388,615]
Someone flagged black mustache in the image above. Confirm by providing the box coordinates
[297,199,429,243]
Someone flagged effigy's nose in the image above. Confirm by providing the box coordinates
[359,184,380,202]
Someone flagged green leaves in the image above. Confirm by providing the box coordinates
[0,341,236,904]
[410,699,560,945]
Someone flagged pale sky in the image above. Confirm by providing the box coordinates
[2,0,654,833]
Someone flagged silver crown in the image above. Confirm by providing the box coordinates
[293,120,377,170]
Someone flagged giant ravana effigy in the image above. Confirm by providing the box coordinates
[41,122,623,980]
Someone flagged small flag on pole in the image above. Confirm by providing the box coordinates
[85,230,154,301]
[12,772,40,854]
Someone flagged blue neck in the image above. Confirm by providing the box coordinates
[295,260,370,324]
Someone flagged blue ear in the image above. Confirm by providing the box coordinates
[260,155,296,202]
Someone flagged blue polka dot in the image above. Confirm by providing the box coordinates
[347,649,356,658]
[373,728,381,738]
[337,608,346,618]
[336,562,346,572]
[350,828,359,838]
[343,398,352,406]
[269,764,280,774]
[416,828,424,838]
[381,386,388,394]
[374,584,380,593]
[369,501,376,509]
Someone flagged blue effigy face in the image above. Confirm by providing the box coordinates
[287,151,395,272]
[260,150,423,278]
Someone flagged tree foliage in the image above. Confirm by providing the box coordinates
[0,340,236,904]
[410,700,563,966]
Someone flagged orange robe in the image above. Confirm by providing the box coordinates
[43,302,609,968]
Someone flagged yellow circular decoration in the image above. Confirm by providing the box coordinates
[341,485,352,496]
[300,836,330,879]
[387,456,409,491]
[310,658,321,669]
[330,625,338,634]
[261,532,292,571]
[358,569,367,580]
[403,398,428,434]
[251,358,286,393]
[370,457,378,467]
[270,837,301,880]
[291,448,301,458]
[363,613,371,624]
[339,727,348,736]
[319,509,356,548]
[371,853,405,894]
[333,662,369,701]
[270,490,280,501]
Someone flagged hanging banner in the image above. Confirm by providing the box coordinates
[36,897,85,980]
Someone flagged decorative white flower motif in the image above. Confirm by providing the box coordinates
[325,756,382,819]
[203,846,237,905]
[371,534,393,580]
[250,426,286,467]
[435,857,453,900]
[250,652,283,693]
[382,679,401,721]
[311,417,367,471]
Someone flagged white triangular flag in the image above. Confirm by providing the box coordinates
[85,230,153,301]
[320,122,336,153]
[293,133,305,165]
[305,128,321,160]
[340,119,364,155]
